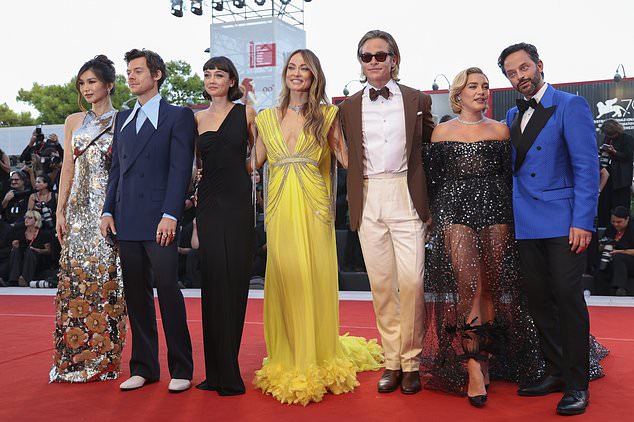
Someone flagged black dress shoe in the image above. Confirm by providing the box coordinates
[557,390,589,415]
[377,369,402,393]
[517,375,565,396]
[400,371,421,394]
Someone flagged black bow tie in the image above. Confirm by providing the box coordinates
[516,97,539,113]
[369,86,390,101]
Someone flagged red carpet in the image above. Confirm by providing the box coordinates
[0,295,632,422]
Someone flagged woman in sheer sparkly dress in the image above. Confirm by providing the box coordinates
[50,56,126,382]
[422,67,607,406]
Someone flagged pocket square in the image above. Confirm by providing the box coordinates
[417,111,423,116]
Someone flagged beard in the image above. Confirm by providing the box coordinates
[516,72,543,97]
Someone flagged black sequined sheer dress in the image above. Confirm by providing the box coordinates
[421,140,607,396]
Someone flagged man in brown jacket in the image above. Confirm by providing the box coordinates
[338,30,434,395]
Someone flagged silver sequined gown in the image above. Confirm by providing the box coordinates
[421,140,607,395]
[50,110,127,383]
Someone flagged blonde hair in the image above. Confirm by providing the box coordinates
[449,67,488,113]
[357,30,401,83]
[279,49,330,146]
[25,210,42,229]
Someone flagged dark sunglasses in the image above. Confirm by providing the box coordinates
[359,52,393,63]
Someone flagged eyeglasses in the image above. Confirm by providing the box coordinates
[359,52,393,63]
[10,179,20,182]
[24,216,34,220]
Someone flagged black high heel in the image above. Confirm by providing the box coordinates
[468,393,488,407]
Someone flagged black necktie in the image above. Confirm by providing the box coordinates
[516,97,539,113]
[369,86,390,101]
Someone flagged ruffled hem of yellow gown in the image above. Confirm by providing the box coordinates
[254,333,384,406]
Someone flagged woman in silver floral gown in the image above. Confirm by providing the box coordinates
[50,55,126,382]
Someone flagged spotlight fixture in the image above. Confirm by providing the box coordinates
[431,74,451,91]
[255,0,266,5]
[342,79,361,96]
[170,0,184,17]
[213,1,223,11]
[304,0,312,2]
[233,0,245,8]
[191,0,203,15]
[281,0,291,4]
[614,64,627,82]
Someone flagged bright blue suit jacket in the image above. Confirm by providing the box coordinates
[103,99,195,241]
[506,85,599,240]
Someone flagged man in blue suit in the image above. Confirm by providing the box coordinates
[499,43,599,416]
[100,49,195,393]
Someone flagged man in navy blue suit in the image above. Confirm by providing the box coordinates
[499,43,599,416]
[100,49,195,393]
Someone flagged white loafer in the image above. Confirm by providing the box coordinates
[120,375,147,391]
[168,378,191,393]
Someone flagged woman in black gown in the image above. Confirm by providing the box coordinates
[421,67,606,407]
[194,56,255,395]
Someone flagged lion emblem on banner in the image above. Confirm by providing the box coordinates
[596,98,628,118]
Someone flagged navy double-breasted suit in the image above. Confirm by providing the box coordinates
[104,98,195,381]
[104,99,194,240]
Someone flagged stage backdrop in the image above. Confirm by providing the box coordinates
[209,17,306,111]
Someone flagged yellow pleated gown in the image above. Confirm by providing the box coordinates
[254,105,383,405]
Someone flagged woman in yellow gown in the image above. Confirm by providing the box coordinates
[249,49,383,406]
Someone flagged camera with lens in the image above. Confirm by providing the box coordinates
[39,201,54,229]
[34,124,45,150]
[30,279,52,288]
[599,144,612,168]
[10,188,31,201]
[40,154,61,167]
[598,237,616,271]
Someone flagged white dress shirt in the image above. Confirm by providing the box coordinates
[361,79,408,177]
[520,82,549,132]
[121,93,162,133]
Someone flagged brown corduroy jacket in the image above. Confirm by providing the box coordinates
[338,83,434,231]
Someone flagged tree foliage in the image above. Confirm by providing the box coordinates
[15,59,204,125]
[0,103,35,127]
[160,60,206,106]
[17,81,78,124]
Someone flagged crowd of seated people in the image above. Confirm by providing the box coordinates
[0,129,61,287]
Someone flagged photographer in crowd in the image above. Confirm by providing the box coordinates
[595,206,634,296]
[0,148,10,200]
[2,170,32,227]
[0,214,13,287]
[8,210,52,287]
[38,146,62,193]
[597,119,634,227]
[27,175,56,230]
[21,128,63,163]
